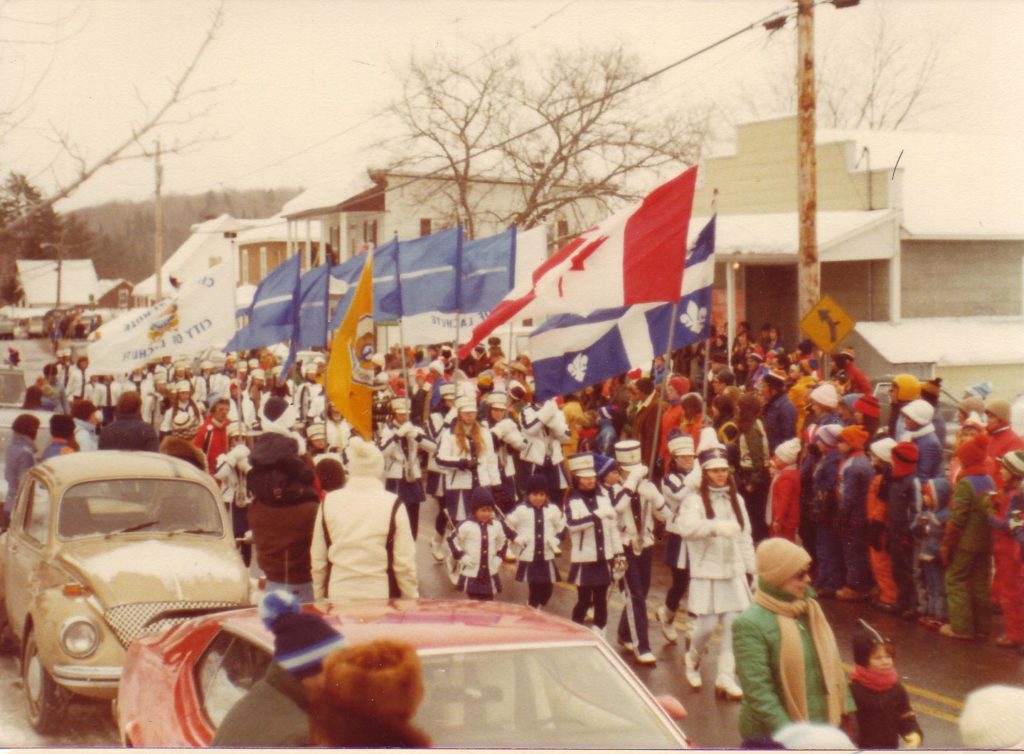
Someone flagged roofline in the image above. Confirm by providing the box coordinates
[901,232,1024,242]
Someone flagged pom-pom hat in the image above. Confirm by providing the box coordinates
[853,394,880,419]
[347,436,384,479]
[593,453,616,479]
[259,590,347,679]
[809,383,839,409]
[814,423,843,448]
[986,398,1011,423]
[839,425,869,450]
[1000,449,1024,478]
[891,441,919,478]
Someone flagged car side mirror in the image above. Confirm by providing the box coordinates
[655,694,687,721]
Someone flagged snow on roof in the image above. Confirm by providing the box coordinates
[236,214,322,245]
[687,210,895,257]
[134,214,256,298]
[816,127,1023,239]
[95,278,130,298]
[16,259,98,306]
[281,168,375,217]
[856,317,1024,367]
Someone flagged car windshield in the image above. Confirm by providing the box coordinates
[413,644,684,749]
[58,478,224,540]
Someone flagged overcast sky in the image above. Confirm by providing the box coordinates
[2,0,1021,212]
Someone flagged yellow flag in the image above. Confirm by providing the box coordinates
[326,251,375,440]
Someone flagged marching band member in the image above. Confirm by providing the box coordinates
[436,394,500,523]
[194,360,216,407]
[482,392,526,512]
[610,439,670,666]
[160,380,204,440]
[378,396,437,540]
[241,368,267,431]
[520,395,571,504]
[91,371,121,427]
[65,353,90,402]
[506,474,567,608]
[324,402,353,460]
[144,373,169,431]
[214,421,253,566]
[657,432,697,643]
[565,452,623,636]
[295,361,325,429]
[447,487,509,601]
[425,383,456,560]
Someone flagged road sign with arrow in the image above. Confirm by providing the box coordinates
[799,294,855,352]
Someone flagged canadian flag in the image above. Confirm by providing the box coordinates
[459,165,697,358]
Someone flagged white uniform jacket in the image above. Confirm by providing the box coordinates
[310,476,420,600]
[66,365,89,402]
[677,486,756,580]
[424,409,454,474]
[378,421,436,482]
[90,380,122,412]
[661,469,689,536]
[326,418,352,455]
[486,416,526,478]
[565,487,623,563]
[294,380,325,425]
[436,425,500,490]
[448,519,508,580]
[520,400,570,466]
[612,472,669,552]
[214,445,252,507]
[506,502,566,562]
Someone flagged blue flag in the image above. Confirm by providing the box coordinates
[529,216,716,401]
[327,253,369,333]
[226,252,302,352]
[296,263,332,349]
[459,227,515,312]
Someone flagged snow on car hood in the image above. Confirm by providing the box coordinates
[61,539,249,606]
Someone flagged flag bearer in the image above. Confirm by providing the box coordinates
[379,397,436,540]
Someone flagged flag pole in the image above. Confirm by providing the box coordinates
[451,224,465,380]
[393,232,413,403]
[646,298,680,479]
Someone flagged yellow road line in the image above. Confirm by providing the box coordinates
[909,701,961,725]
[839,662,964,711]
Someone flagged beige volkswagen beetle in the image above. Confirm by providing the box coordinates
[0,451,250,733]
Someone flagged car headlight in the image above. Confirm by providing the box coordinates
[60,617,100,658]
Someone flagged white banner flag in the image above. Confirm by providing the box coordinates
[88,263,237,374]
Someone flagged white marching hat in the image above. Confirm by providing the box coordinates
[614,439,643,468]
[302,361,318,376]
[439,383,456,399]
[391,397,411,413]
[567,452,596,478]
[454,395,477,413]
[668,434,695,457]
[485,392,508,410]
[226,421,246,437]
[699,446,730,470]
[250,368,265,380]
[174,380,192,393]
[306,422,326,441]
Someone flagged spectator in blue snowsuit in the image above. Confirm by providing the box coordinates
[811,424,846,597]
[900,400,944,482]
[760,370,797,453]
[836,425,875,600]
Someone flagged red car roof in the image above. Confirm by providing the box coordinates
[219,598,595,652]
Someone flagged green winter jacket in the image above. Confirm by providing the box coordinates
[732,582,853,741]
[211,662,310,746]
[949,475,994,553]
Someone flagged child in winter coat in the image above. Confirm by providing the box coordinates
[913,477,951,629]
[448,487,509,601]
[835,425,874,600]
[989,450,1024,649]
[849,620,923,750]
[766,437,801,541]
[867,438,899,613]
[888,442,921,619]
[506,474,567,608]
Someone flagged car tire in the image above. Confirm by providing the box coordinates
[22,629,68,734]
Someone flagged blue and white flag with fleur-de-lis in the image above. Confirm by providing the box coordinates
[529,216,715,402]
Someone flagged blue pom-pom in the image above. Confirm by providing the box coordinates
[260,589,301,630]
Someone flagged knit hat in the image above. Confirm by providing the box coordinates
[1000,450,1024,478]
[347,436,384,479]
[921,377,942,405]
[839,425,869,450]
[49,414,75,440]
[956,432,990,469]
[840,393,862,412]
[891,374,922,401]
[963,381,993,400]
[809,383,839,409]
[901,399,935,426]
[468,486,495,512]
[593,453,617,480]
[985,398,1011,423]
[263,396,290,423]
[891,441,919,478]
[814,423,843,448]
[852,619,891,666]
[259,590,347,679]
[755,538,812,589]
[958,684,1024,749]
[853,394,881,419]
[525,474,549,495]
[669,376,690,397]
[774,438,801,466]
[869,437,897,465]
[772,722,855,749]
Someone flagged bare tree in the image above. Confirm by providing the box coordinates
[738,2,946,130]
[1,2,227,233]
[385,43,713,240]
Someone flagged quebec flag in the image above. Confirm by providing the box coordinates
[530,216,716,402]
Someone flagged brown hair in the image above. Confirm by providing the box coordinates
[699,472,745,530]
[315,457,346,492]
[737,393,763,433]
[70,399,97,422]
[117,390,142,415]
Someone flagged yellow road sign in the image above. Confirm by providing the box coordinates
[799,294,855,352]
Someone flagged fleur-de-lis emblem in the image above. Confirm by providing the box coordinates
[680,301,708,335]
[567,353,588,382]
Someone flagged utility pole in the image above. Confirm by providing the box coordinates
[796,0,819,320]
[154,140,165,301]
[55,243,62,308]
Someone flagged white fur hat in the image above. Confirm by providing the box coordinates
[346,436,384,479]
[901,398,935,426]
[774,437,802,466]
[959,684,1024,748]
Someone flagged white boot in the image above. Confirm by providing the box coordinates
[656,605,678,643]
[714,652,743,701]
[683,647,702,690]
[430,531,446,562]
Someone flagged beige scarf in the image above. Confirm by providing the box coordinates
[754,587,846,727]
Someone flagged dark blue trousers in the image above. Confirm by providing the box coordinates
[617,546,653,653]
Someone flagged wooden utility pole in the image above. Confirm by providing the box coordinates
[796,0,819,319]
[154,140,165,301]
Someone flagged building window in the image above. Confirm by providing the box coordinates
[420,218,432,237]
[118,288,128,308]
[556,219,569,241]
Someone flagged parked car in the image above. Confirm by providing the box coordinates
[0,451,250,733]
[0,315,15,340]
[117,599,691,748]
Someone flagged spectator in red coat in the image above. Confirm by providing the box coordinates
[767,438,801,541]
[195,398,231,474]
[984,399,1024,489]
[835,348,871,396]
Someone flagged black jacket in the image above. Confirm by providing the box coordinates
[98,412,160,452]
[247,432,318,506]
[851,679,922,749]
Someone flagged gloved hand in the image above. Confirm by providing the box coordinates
[624,465,648,491]
[397,422,415,438]
[227,444,250,463]
[457,459,470,471]
[714,520,741,537]
[902,732,922,749]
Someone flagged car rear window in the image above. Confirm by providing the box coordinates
[58,478,223,539]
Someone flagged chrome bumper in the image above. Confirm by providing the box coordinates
[52,663,122,690]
